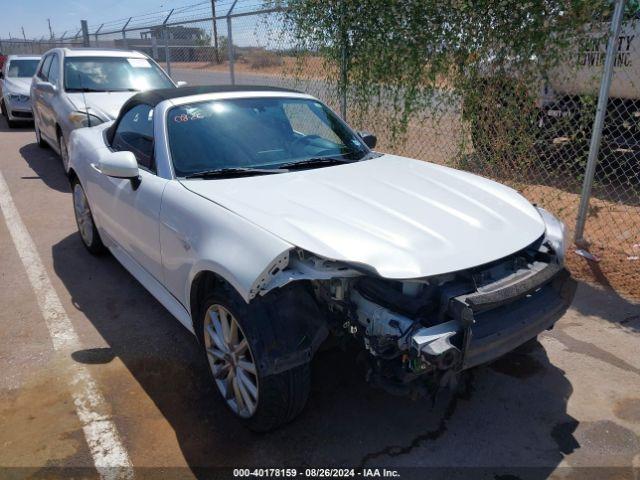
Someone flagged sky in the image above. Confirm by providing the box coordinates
[0,0,221,39]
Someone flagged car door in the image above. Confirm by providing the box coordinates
[92,104,168,282]
[32,53,56,142]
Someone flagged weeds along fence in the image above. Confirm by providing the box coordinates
[1,0,638,297]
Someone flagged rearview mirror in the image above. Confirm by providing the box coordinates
[358,131,377,149]
[39,82,57,94]
[99,151,139,182]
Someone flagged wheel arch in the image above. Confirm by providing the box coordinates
[189,269,228,338]
[67,166,78,184]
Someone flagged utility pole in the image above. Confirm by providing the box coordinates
[211,0,220,63]
[21,26,27,41]
[47,18,54,39]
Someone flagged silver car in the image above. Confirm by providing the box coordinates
[31,48,176,171]
[0,55,41,128]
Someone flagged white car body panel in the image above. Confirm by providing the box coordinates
[68,89,549,331]
[182,155,545,279]
[69,123,294,309]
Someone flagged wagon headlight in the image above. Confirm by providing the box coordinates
[8,93,29,103]
[69,111,104,128]
[537,207,568,264]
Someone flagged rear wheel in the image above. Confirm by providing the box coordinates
[34,118,48,148]
[72,179,106,255]
[198,285,311,432]
[58,132,70,172]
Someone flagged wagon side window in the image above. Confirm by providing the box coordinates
[112,104,155,172]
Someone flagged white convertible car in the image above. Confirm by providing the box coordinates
[68,85,576,431]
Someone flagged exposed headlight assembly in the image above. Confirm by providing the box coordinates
[8,93,29,103]
[537,207,568,264]
[69,111,105,128]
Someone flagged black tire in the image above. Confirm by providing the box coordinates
[197,283,311,432]
[71,178,106,255]
[0,99,17,129]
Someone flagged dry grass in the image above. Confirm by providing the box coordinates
[171,56,332,79]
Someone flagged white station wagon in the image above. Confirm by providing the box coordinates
[68,85,576,431]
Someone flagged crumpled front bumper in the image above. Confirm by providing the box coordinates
[458,266,576,369]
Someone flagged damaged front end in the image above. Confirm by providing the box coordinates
[258,229,576,398]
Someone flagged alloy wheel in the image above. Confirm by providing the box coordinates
[73,183,94,247]
[203,304,259,418]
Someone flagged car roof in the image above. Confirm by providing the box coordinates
[6,55,41,60]
[61,48,148,58]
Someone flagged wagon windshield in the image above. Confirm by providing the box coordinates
[64,56,174,92]
[167,97,370,177]
[7,59,39,77]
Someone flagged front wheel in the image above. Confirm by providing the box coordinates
[58,132,70,172]
[72,179,106,255]
[199,285,311,432]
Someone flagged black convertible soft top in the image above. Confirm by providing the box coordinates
[107,85,302,143]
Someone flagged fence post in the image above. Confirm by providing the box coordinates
[152,37,158,61]
[211,0,220,63]
[121,17,132,50]
[338,0,348,119]
[94,24,104,47]
[227,16,235,84]
[81,20,90,47]
[574,0,626,244]
[226,0,239,84]
[340,44,347,120]
[163,9,175,77]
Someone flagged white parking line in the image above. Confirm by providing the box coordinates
[0,172,133,480]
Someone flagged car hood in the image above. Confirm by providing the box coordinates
[181,155,546,279]
[67,91,137,120]
[3,77,31,95]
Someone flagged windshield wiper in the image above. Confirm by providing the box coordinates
[183,167,287,179]
[276,157,353,170]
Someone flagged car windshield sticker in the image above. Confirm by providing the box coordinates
[127,58,152,68]
[173,110,205,123]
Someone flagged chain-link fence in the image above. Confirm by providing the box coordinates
[1,0,638,297]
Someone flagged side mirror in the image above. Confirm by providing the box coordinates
[358,131,377,149]
[39,82,57,94]
[176,80,187,87]
[99,151,140,186]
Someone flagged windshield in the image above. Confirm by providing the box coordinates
[64,56,174,92]
[7,59,39,78]
[168,97,369,177]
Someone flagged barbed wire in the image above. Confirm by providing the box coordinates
[55,0,266,38]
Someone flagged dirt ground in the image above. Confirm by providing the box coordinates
[173,56,332,81]
[1,111,640,478]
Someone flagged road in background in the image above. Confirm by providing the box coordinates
[0,117,639,478]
